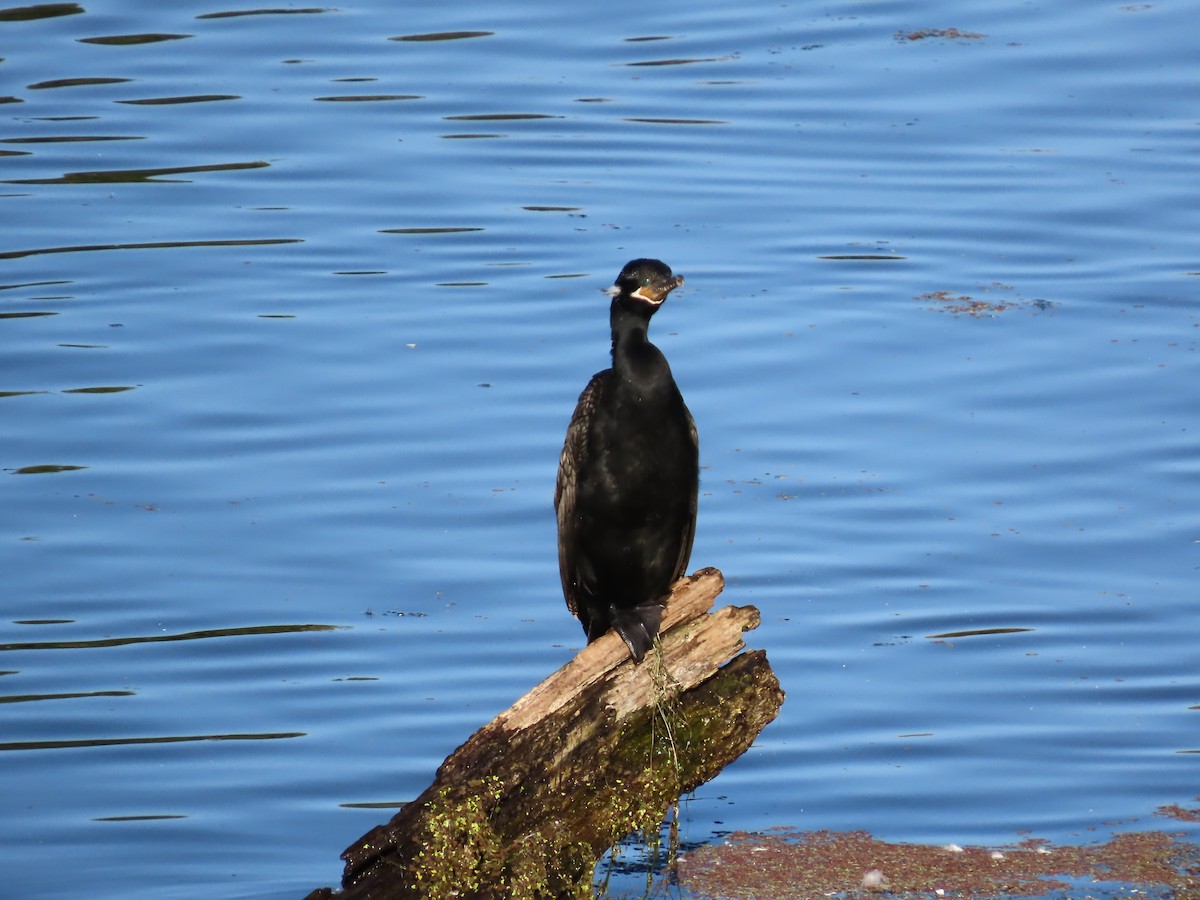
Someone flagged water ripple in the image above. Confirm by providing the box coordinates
[0,623,341,653]
[0,732,305,752]
[77,33,192,45]
[195,7,327,20]
[114,93,240,105]
[0,237,301,259]
[6,159,268,184]
[2,134,144,144]
[27,77,133,90]
[390,31,493,43]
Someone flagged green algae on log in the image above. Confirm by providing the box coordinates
[306,567,783,900]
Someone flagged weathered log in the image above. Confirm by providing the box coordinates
[307,567,783,900]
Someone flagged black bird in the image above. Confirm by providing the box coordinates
[555,258,699,662]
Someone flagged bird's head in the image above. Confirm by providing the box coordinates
[604,258,684,309]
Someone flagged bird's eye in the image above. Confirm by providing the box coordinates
[641,277,650,286]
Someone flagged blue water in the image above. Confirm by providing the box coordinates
[2,1,1197,897]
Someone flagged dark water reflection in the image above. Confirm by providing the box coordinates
[0,621,340,652]
[10,159,265,184]
[0,237,301,258]
[2,0,1198,897]
[0,4,84,23]
[77,33,193,46]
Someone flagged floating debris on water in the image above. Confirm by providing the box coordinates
[915,283,1055,317]
[897,27,986,42]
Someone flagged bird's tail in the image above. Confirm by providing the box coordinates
[611,601,664,663]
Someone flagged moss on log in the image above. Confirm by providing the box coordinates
[308,567,783,900]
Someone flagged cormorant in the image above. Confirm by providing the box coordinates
[554,258,699,662]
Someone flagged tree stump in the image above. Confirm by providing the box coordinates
[307,567,783,900]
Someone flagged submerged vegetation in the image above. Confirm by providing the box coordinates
[678,827,1200,899]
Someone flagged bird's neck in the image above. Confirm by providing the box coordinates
[609,296,653,355]
[609,297,670,392]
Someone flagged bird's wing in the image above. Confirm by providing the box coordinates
[555,370,609,620]
[672,402,700,583]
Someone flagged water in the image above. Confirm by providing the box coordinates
[2,1,1197,897]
